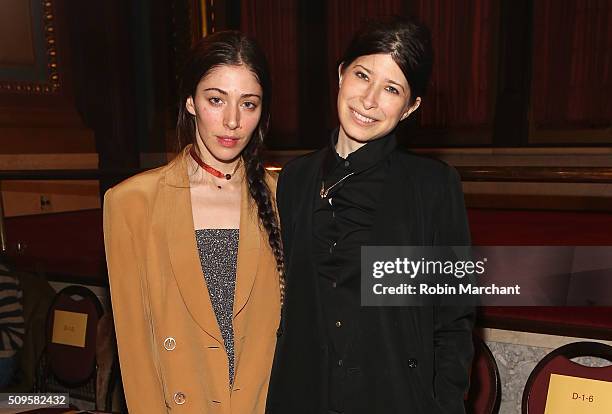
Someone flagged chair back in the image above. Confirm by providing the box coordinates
[522,341,612,414]
[44,285,103,387]
[465,334,502,414]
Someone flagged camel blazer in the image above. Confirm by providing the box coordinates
[103,149,281,413]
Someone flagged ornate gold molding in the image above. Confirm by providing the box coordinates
[0,0,60,95]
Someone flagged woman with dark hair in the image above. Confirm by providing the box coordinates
[267,18,474,414]
[104,31,282,413]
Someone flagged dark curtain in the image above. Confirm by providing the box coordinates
[239,0,498,146]
[413,0,496,129]
[241,0,299,146]
[532,0,612,129]
[326,0,405,128]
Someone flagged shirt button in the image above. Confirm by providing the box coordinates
[164,337,176,351]
[337,359,344,367]
[173,392,187,405]
[332,211,335,218]
[407,358,418,368]
[329,241,337,254]
[344,160,350,167]
[335,321,342,328]
[332,281,337,288]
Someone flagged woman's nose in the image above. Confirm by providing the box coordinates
[224,105,240,130]
[360,85,379,110]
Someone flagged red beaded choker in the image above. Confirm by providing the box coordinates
[189,146,239,181]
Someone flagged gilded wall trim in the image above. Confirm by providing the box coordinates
[0,0,60,95]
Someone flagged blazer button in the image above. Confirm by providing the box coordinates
[173,391,186,405]
[407,358,418,368]
[164,337,176,351]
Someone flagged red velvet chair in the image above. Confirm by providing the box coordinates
[465,334,501,414]
[522,341,612,414]
[36,285,104,406]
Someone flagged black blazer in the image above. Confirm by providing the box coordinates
[267,147,475,414]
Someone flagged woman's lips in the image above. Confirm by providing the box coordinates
[350,108,377,126]
[216,136,240,147]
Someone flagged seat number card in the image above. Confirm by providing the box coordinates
[544,373,612,413]
[51,309,88,348]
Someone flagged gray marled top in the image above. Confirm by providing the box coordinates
[195,228,239,387]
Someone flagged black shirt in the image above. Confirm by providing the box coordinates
[313,130,396,411]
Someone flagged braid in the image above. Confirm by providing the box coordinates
[243,144,285,308]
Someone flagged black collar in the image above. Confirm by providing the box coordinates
[322,128,397,178]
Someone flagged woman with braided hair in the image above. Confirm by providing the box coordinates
[104,31,282,413]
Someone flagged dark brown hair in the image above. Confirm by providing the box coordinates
[340,17,433,104]
[176,31,284,304]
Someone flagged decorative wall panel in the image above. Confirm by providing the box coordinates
[0,0,60,94]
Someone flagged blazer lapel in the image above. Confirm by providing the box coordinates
[370,155,398,245]
[303,150,327,339]
[164,151,224,344]
[233,182,260,318]
[369,151,423,245]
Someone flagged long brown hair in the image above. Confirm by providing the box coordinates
[176,31,284,305]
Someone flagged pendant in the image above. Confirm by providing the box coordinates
[319,171,355,199]
[320,181,327,198]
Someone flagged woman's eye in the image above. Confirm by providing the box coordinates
[209,97,223,105]
[242,101,257,110]
[385,86,399,95]
[355,71,368,80]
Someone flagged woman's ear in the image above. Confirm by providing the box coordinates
[338,63,344,87]
[400,97,422,121]
[185,96,196,116]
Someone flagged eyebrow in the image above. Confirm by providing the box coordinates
[355,64,371,74]
[203,87,261,99]
[354,64,407,94]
